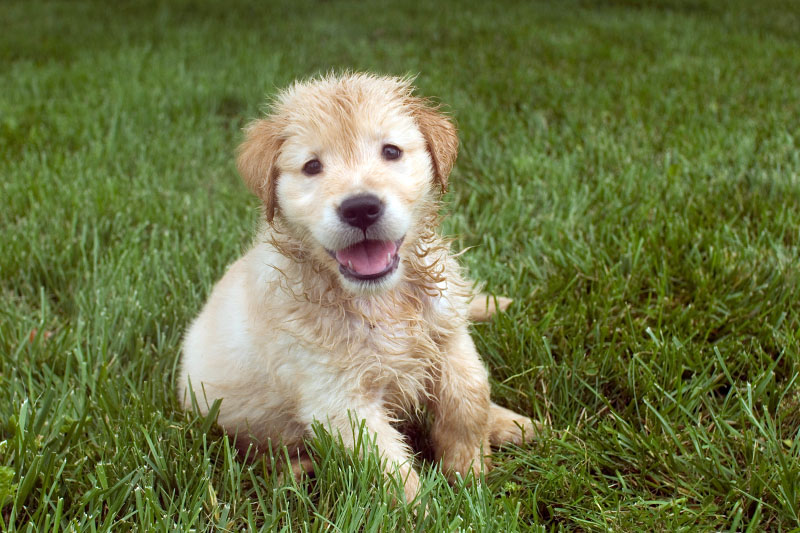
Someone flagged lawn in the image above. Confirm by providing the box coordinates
[2,0,799,530]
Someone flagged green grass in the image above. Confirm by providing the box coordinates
[2,0,799,530]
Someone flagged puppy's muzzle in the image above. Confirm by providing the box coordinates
[338,194,384,231]
[330,193,403,283]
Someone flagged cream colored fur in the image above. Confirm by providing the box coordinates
[178,73,534,503]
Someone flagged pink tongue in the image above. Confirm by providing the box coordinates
[335,240,397,275]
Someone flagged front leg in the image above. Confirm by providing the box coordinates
[430,329,492,481]
[319,402,420,503]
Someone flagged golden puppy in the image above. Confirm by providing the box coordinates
[178,73,533,502]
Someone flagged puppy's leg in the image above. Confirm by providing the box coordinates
[430,330,492,482]
[276,450,315,484]
[488,403,538,447]
[468,294,513,322]
[324,404,420,503]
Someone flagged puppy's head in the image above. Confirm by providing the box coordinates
[237,73,458,294]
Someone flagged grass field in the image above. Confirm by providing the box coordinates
[2,0,800,530]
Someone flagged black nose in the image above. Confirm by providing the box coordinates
[339,194,384,231]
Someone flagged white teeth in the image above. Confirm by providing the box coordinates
[348,260,354,270]
[387,253,392,263]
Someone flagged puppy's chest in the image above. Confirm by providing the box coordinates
[359,311,441,364]
[346,302,446,393]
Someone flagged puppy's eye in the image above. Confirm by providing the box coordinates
[302,159,322,176]
[381,144,402,161]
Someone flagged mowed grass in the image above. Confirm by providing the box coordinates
[2,0,800,530]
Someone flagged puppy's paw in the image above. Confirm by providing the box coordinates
[468,294,513,322]
[387,464,420,506]
[276,452,315,484]
[402,467,421,504]
[439,439,492,484]
[489,403,539,447]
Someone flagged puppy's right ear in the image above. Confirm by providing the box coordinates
[411,103,459,194]
[236,119,283,222]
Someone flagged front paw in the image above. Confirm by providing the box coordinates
[402,468,421,504]
[388,464,420,505]
[438,439,492,483]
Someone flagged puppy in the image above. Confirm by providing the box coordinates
[178,73,534,502]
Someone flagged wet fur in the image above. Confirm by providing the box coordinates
[178,73,534,503]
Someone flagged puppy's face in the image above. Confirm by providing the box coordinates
[237,74,458,294]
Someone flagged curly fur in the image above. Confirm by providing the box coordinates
[178,72,534,503]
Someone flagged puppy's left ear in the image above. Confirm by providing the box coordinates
[412,104,459,193]
[237,119,284,222]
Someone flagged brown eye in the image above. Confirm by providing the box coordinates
[302,159,322,176]
[381,144,402,161]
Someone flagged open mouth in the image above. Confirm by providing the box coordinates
[328,237,404,282]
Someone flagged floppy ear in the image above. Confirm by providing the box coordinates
[236,119,283,222]
[412,104,459,193]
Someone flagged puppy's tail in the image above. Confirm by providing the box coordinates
[468,294,513,322]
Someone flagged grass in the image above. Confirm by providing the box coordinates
[2,0,799,530]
